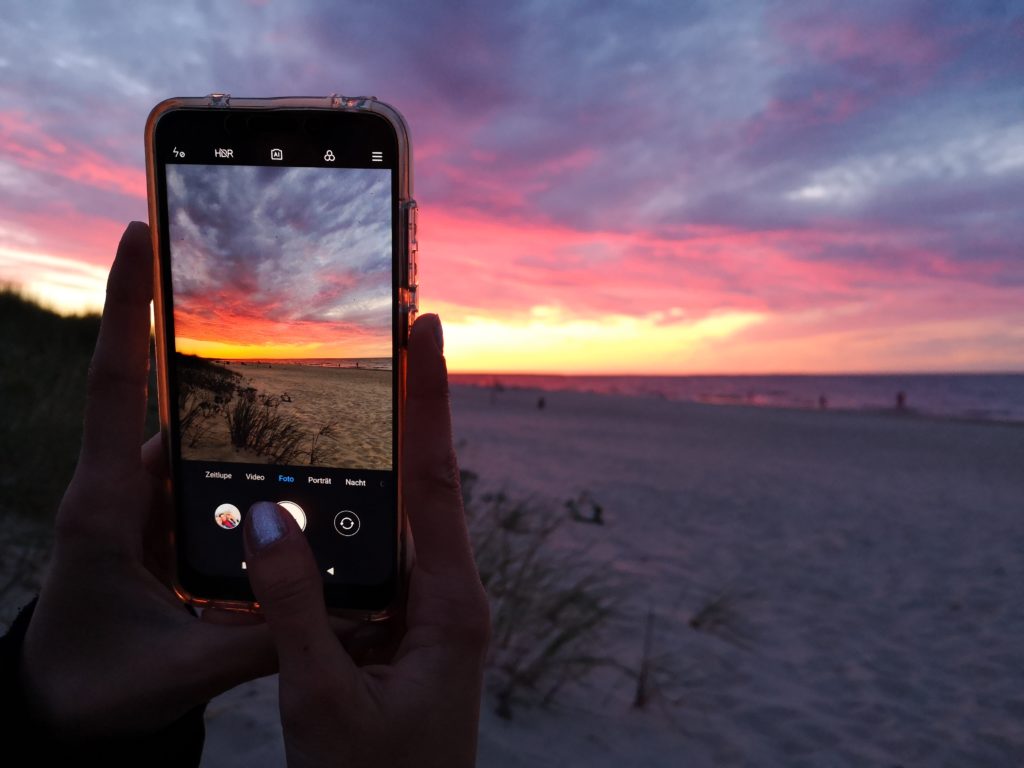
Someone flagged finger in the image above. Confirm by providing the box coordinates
[198,610,387,666]
[141,432,166,478]
[80,221,153,472]
[243,502,358,685]
[403,314,477,578]
[139,432,174,582]
[397,315,490,667]
[202,608,365,635]
[180,621,279,700]
[339,617,404,666]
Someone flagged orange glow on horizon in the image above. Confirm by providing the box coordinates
[5,207,1022,374]
[175,336,388,361]
[432,300,767,375]
[172,305,389,360]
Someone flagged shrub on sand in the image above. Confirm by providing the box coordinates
[176,354,240,447]
[226,390,304,464]
[461,470,622,719]
[688,587,757,649]
[308,421,338,466]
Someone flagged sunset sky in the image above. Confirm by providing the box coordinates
[1,1,1022,373]
[167,165,391,359]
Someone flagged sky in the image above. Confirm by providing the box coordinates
[1,0,1022,374]
[167,165,391,360]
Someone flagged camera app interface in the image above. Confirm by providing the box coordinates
[165,163,396,587]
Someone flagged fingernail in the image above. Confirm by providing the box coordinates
[247,501,287,551]
[122,220,146,239]
[431,315,444,353]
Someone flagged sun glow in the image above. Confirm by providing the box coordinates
[435,302,765,375]
[0,245,107,315]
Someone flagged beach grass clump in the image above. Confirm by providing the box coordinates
[688,587,757,649]
[0,290,101,521]
[461,470,622,719]
[176,353,240,447]
[226,389,305,464]
[308,421,338,465]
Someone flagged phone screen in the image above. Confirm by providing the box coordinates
[152,109,403,610]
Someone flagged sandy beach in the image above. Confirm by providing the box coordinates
[180,361,392,470]
[5,384,1021,765]
[460,385,1024,766]
[201,384,1023,766]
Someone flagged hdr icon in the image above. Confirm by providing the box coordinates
[214,148,234,158]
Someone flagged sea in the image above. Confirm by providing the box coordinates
[223,357,392,371]
[449,373,1024,424]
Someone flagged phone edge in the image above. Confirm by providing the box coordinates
[144,95,415,623]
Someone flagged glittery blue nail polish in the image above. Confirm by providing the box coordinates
[248,501,287,551]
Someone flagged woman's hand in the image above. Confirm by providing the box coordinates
[243,313,491,768]
[18,222,286,739]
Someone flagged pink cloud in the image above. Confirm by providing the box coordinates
[0,206,129,268]
[773,9,955,77]
[418,208,993,323]
[0,110,144,199]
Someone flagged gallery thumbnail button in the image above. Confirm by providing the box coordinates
[214,503,241,530]
[333,510,361,537]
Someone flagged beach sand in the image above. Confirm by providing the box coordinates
[6,384,1020,765]
[182,362,392,470]
[455,385,1024,766]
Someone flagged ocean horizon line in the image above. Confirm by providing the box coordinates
[448,370,1024,378]
[449,372,1024,424]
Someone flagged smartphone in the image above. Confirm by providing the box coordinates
[145,95,417,619]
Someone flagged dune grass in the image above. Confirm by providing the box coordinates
[0,290,157,624]
[461,470,623,719]
[0,290,159,522]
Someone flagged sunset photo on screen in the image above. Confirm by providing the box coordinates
[166,164,392,470]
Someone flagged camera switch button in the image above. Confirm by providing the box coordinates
[333,510,361,537]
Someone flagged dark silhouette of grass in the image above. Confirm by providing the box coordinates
[176,353,239,447]
[178,354,339,466]
[0,290,161,623]
[461,470,622,719]
[1,290,98,522]
[308,421,338,465]
[688,587,757,649]
[0,290,158,522]
[226,389,305,464]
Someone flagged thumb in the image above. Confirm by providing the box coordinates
[243,501,350,676]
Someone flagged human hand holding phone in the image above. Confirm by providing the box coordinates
[243,313,491,768]
[16,222,287,742]
[14,222,487,764]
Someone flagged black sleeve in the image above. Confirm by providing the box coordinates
[0,594,209,768]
